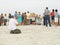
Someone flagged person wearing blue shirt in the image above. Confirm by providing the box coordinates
[14,11,17,19]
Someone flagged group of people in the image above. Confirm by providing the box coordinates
[43,7,60,27]
[14,11,42,25]
[0,7,60,27]
[0,11,42,26]
[0,7,60,34]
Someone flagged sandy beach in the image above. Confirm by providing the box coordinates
[0,25,60,45]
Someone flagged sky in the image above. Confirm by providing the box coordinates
[0,0,60,15]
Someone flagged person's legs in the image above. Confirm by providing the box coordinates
[55,18,58,26]
[48,16,51,27]
[30,19,32,24]
[52,16,54,25]
[45,15,48,27]
[43,17,45,25]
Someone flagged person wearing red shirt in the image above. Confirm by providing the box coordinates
[50,9,55,24]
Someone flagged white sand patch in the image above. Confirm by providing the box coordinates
[0,25,60,45]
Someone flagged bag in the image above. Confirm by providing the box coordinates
[10,29,21,34]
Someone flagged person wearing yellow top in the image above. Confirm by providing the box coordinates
[26,11,30,25]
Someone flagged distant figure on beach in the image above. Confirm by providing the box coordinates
[22,12,27,25]
[54,9,59,26]
[26,11,30,25]
[0,13,4,26]
[30,13,36,25]
[4,13,8,26]
[35,14,39,25]
[8,15,21,34]
[50,9,55,25]
[38,15,42,25]
[14,11,18,19]
[58,14,60,25]
[43,7,51,27]
[17,12,23,25]
[8,15,18,30]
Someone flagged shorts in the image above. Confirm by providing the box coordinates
[51,16,54,20]
[32,20,35,22]
[54,17,58,22]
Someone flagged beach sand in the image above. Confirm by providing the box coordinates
[0,25,60,45]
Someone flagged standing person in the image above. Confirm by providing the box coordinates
[0,15,1,26]
[35,15,39,25]
[9,13,12,19]
[50,9,55,25]
[58,14,60,25]
[43,7,51,27]
[26,11,30,25]
[17,12,23,25]
[30,14,32,24]
[14,11,18,19]
[30,13,36,25]
[38,15,42,25]
[54,9,59,26]
[4,13,8,26]
[22,12,27,25]
[8,13,12,21]
[1,13,4,26]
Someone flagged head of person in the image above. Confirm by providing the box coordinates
[52,9,54,12]
[55,9,58,12]
[9,13,12,18]
[15,11,17,13]
[46,7,48,9]
[1,13,3,16]
[24,12,26,14]
[9,13,11,16]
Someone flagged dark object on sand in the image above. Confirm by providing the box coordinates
[10,29,21,34]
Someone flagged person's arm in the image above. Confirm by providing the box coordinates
[15,19,19,26]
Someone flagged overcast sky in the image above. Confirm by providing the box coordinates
[0,0,60,15]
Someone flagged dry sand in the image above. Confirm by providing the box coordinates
[0,25,60,45]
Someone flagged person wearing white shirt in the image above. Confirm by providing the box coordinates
[26,11,30,24]
[8,16,18,31]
